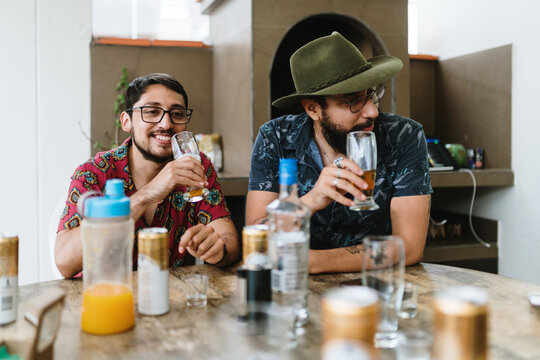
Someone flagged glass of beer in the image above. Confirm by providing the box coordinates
[171,131,209,202]
[346,131,379,211]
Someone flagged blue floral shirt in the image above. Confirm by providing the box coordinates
[249,112,433,249]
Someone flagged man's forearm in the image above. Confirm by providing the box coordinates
[309,246,365,274]
[129,190,152,222]
[55,228,83,278]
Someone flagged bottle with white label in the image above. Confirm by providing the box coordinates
[0,233,18,325]
[266,158,310,327]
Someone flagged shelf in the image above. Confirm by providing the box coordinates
[424,210,498,264]
[218,172,249,197]
[430,168,514,188]
[423,237,498,263]
[218,168,515,196]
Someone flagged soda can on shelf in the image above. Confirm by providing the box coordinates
[0,233,19,325]
[138,227,169,316]
[321,286,380,359]
[432,286,488,360]
[466,148,485,169]
[474,147,484,169]
[466,148,476,169]
[242,224,268,264]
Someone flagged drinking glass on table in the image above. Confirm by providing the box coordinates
[185,274,208,307]
[171,131,209,202]
[399,281,419,319]
[362,235,405,348]
[346,131,379,211]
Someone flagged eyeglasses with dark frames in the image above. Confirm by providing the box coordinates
[340,84,386,113]
[127,106,193,125]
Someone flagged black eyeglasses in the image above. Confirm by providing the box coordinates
[127,106,193,125]
[340,85,386,113]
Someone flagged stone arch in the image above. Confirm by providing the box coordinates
[270,13,396,118]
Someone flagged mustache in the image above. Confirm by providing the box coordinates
[351,118,375,132]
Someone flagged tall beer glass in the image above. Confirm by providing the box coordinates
[171,131,209,202]
[361,235,405,349]
[346,131,379,211]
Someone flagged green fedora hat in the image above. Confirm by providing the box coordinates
[272,31,403,109]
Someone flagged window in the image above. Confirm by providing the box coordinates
[93,0,209,42]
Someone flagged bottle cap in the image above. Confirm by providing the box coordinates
[84,179,130,218]
[279,158,297,185]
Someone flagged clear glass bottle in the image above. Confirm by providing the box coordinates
[266,158,310,327]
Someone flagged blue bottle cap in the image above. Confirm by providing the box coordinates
[84,179,130,218]
[279,158,297,185]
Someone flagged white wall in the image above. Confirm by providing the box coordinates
[416,0,540,283]
[0,0,91,284]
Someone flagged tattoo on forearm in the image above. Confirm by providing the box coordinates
[345,245,364,255]
[221,216,233,223]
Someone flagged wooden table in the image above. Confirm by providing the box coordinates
[2,263,540,359]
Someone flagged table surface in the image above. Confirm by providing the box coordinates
[2,263,540,359]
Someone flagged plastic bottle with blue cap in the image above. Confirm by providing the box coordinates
[80,179,136,335]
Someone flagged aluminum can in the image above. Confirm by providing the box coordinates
[0,233,19,325]
[138,228,169,315]
[474,147,484,169]
[466,148,476,169]
[242,224,268,264]
[432,286,488,360]
[321,286,379,359]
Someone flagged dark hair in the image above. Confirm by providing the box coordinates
[124,73,188,116]
[307,96,327,109]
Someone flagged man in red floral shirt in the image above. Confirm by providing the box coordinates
[56,73,239,278]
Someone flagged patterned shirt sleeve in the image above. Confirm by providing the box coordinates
[248,123,281,193]
[194,153,231,224]
[392,122,433,197]
[57,165,105,232]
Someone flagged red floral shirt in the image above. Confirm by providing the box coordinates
[58,137,231,267]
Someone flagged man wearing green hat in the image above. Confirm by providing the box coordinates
[246,32,432,273]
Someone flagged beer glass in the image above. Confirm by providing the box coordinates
[361,235,405,348]
[171,131,209,202]
[346,131,379,211]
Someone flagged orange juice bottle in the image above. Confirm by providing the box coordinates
[81,282,135,335]
[80,179,135,335]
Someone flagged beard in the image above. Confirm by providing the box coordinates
[132,130,174,164]
[319,110,375,154]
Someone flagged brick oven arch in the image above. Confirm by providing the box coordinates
[270,13,396,119]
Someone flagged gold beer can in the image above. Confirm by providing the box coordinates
[242,224,268,264]
[321,286,380,359]
[432,286,488,360]
[138,228,169,316]
[0,233,19,325]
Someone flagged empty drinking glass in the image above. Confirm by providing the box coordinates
[185,274,208,307]
[361,235,405,348]
[399,282,419,319]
